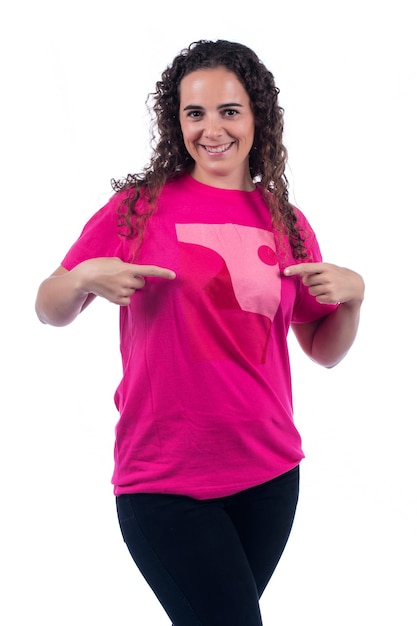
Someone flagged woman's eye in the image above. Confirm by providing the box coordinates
[223,109,238,117]
[185,108,238,119]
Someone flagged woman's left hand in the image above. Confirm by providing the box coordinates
[284,262,365,306]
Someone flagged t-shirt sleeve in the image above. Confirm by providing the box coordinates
[61,193,130,270]
[291,210,338,324]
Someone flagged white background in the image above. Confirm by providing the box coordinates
[1,1,416,624]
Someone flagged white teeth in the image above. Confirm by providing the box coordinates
[205,143,232,153]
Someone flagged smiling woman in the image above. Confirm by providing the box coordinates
[179,67,256,190]
[35,39,364,625]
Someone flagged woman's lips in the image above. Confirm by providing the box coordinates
[202,142,234,154]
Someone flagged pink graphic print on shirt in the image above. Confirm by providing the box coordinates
[175,223,281,364]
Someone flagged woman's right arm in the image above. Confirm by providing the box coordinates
[35,264,97,327]
[35,257,176,327]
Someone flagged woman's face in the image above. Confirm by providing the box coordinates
[179,66,255,191]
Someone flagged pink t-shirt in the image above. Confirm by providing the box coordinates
[62,173,335,499]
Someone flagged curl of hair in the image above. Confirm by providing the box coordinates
[111,39,307,258]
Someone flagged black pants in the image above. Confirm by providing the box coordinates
[116,466,299,626]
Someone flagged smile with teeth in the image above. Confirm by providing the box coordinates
[202,142,234,154]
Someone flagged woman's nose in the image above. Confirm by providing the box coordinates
[203,116,223,139]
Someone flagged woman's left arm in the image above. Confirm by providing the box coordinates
[284,263,365,368]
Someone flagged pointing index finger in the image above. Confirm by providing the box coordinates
[132,264,176,280]
[284,263,323,277]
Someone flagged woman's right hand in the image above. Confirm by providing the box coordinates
[35,257,176,326]
[74,257,176,306]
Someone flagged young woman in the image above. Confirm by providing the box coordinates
[35,39,364,626]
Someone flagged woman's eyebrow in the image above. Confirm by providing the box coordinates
[183,102,243,111]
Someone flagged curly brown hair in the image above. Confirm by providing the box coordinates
[111,39,307,259]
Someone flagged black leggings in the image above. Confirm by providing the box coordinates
[116,466,299,626]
